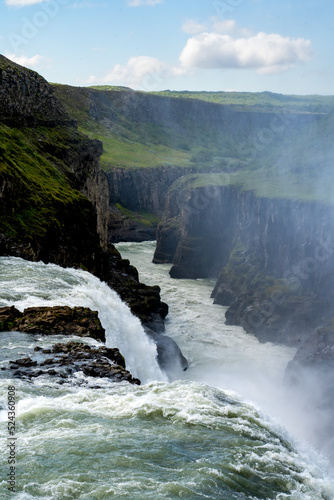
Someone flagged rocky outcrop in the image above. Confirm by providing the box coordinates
[144,326,188,379]
[153,182,236,277]
[0,306,106,342]
[0,55,108,264]
[5,341,140,385]
[0,55,73,127]
[108,206,157,243]
[0,305,141,384]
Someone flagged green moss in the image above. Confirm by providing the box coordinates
[0,123,93,242]
[115,204,159,227]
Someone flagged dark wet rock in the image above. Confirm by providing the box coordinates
[10,357,37,368]
[0,306,106,342]
[8,340,140,386]
[285,325,334,384]
[144,326,188,378]
[103,248,168,329]
[0,306,22,331]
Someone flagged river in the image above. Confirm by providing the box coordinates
[0,242,333,499]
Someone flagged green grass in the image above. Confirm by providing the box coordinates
[53,84,256,171]
[115,204,159,227]
[0,123,92,240]
[78,124,191,170]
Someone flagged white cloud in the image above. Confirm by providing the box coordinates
[182,19,207,35]
[88,56,168,90]
[5,53,49,69]
[179,32,312,74]
[211,18,236,34]
[5,0,45,6]
[128,0,163,6]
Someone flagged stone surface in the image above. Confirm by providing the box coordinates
[0,306,106,342]
[0,55,72,127]
[144,326,188,378]
[7,341,140,385]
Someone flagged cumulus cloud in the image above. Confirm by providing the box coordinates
[87,56,169,90]
[179,32,312,74]
[5,0,45,6]
[5,53,49,69]
[128,0,163,6]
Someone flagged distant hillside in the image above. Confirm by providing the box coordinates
[90,86,334,113]
[149,90,334,114]
[53,84,334,202]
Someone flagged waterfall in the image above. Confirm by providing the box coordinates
[0,256,166,383]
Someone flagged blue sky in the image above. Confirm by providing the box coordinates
[0,0,333,95]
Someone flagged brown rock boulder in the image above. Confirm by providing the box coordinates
[0,305,105,342]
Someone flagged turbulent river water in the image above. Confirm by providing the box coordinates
[0,241,334,499]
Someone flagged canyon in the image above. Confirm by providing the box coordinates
[1,54,334,404]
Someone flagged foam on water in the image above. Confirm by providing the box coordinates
[1,252,334,499]
[1,379,333,499]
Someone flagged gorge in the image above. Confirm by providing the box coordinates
[1,54,334,497]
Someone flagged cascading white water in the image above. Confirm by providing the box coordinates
[0,250,334,500]
[0,256,165,383]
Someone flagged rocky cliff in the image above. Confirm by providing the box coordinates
[0,55,167,329]
[107,165,193,242]
[154,177,334,346]
[0,54,108,265]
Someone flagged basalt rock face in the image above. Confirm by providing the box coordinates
[154,183,236,277]
[155,181,334,346]
[212,194,334,346]
[0,55,72,128]
[107,166,193,243]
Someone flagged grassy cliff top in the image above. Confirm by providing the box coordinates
[89,86,334,113]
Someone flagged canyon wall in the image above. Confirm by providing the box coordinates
[154,179,334,346]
